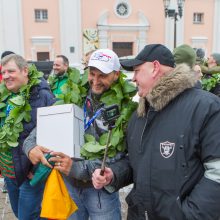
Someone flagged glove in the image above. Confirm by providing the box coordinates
[30,154,55,186]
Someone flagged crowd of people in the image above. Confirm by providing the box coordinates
[0,44,220,220]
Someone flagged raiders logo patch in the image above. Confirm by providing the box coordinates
[160,141,175,158]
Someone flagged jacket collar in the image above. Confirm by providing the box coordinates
[137,64,198,117]
[30,78,50,97]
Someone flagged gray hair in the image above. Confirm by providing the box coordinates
[1,54,28,71]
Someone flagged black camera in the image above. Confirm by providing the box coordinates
[102,104,120,127]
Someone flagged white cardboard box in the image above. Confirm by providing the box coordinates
[37,104,84,158]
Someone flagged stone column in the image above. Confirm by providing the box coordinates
[0,0,24,55]
[59,0,82,67]
[213,0,220,52]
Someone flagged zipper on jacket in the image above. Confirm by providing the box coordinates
[145,211,148,219]
[55,79,61,94]
[139,109,150,153]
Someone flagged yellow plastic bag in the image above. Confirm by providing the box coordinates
[40,169,78,220]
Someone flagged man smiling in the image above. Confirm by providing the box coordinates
[23,49,136,220]
[48,55,69,96]
[2,58,29,92]
[0,54,55,219]
[87,50,120,95]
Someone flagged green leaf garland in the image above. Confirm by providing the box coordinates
[0,64,43,151]
[50,67,88,107]
[202,73,220,91]
[53,69,138,159]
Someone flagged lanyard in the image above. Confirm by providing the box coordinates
[84,99,103,131]
[6,104,13,117]
[0,104,13,127]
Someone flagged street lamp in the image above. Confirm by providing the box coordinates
[163,0,185,48]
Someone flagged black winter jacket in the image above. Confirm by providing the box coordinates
[12,78,55,186]
[110,64,220,220]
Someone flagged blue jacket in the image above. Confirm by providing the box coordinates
[12,78,55,186]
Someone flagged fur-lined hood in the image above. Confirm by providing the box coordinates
[137,64,198,117]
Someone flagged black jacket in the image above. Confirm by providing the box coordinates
[110,64,220,220]
[210,82,220,97]
[12,78,55,186]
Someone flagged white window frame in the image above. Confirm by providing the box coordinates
[193,12,204,24]
[35,9,48,22]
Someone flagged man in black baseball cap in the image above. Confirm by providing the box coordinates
[120,44,175,71]
[120,44,176,97]
[91,43,220,219]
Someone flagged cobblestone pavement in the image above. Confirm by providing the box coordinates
[119,185,132,220]
[0,178,16,220]
[0,177,131,220]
